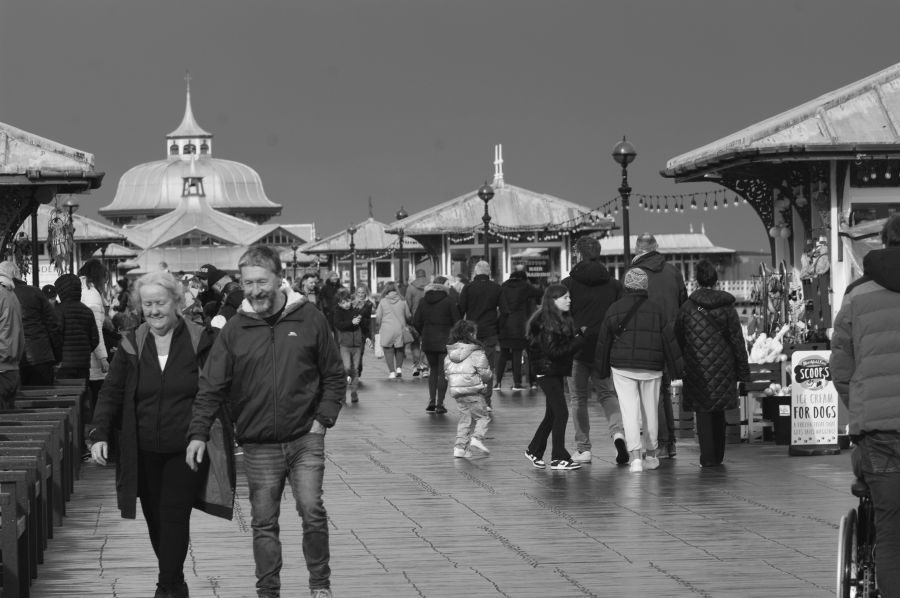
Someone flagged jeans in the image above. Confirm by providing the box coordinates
[569,360,623,452]
[243,434,330,596]
[695,411,726,466]
[528,376,571,461]
[455,394,490,449]
[611,368,662,453]
[855,432,900,597]
[0,370,20,409]
[425,351,448,406]
[138,449,208,586]
[494,347,523,388]
[339,345,361,394]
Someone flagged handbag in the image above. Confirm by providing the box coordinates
[374,333,384,358]
[401,325,416,345]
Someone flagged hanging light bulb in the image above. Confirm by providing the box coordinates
[638,197,644,208]
[613,200,619,215]
[870,168,878,180]
[703,195,709,211]
[664,198,669,213]
[733,195,739,207]
[722,193,728,208]
[691,197,697,210]
[886,166,893,180]
[713,197,718,210]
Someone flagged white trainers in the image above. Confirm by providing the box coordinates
[629,459,643,473]
[453,447,472,458]
[572,450,592,463]
[643,455,660,470]
[388,372,397,379]
[469,437,490,453]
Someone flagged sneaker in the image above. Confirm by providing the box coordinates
[550,459,582,470]
[388,372,397,379]
[412,367,421,377]
[629,459,643,473]
[453,447,473,458]
[510,386,525,392]
[350,391,359,403]
[311,589,333,598]
[425,403,436,412]
[485,405,493,412]
[435,405,448,414]
[469,437,490,453]
[530,384,539,391]
[525,450,545,468]
[572,450,592,463]
[420,367,430,377]
[667,439,677,459]
[643,455,660,470]
[614,434,629,465]
[395,367,403,378]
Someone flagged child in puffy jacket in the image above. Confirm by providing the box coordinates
[444,320,493,458]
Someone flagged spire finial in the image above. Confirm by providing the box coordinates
[493,144,504,187]
[185,70,192,94]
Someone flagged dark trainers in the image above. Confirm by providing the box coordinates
[614,436,629,465]
[425,403,436,412]
[350,391,359,403]
[435,405,447,414]
[550,459,582,470]
[412,368,421,377]
[525,450,545,468]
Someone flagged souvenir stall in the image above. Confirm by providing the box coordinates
[663,61,900,454]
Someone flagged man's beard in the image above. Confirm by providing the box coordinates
[250,293,274,313]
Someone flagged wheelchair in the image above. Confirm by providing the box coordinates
[837,478,879,597]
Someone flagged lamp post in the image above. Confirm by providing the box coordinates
[347,225,358,291]
[64,198,80,274]
[477,182,494,265]
[611,136,637,266]
[395,207,408,285]
[291,244,299,282]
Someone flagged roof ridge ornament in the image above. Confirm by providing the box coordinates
[493,144,505,187]
[168,70,212,141]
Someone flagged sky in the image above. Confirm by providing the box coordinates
[3,0,900,252]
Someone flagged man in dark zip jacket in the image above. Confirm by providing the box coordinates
[187,246,345,598]
[563,236,627,465]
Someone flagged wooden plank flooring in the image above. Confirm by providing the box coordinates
[29,353,851,597]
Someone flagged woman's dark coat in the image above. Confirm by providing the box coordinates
[90,318,235,520]
[413,284,461,353]
[674,288,750,412]
[526,317,585,378]
[498,274,540,350]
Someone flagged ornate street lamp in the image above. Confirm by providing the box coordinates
[291,244,299,282]
[347,225,358,291]
[612,136,637,265]
[395,207,408,285]
[477,182,495,265]
[64,198,80,273]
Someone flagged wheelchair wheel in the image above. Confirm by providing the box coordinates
[837,508,858,598]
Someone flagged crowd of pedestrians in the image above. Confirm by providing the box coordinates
[0,228,779,597]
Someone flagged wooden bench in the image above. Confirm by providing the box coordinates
[0,439,61,529]
[0,485,28,598]
[0,431,62,526]
[13,399,80,487]
[17,387,84,479]
[0,470,33,598]
[0,411,72,501]
[0,460,43,576]
[0,448,50,543]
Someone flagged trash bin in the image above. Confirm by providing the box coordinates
[762,395,791,445]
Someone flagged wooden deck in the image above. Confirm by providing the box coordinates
[29,353,851,597]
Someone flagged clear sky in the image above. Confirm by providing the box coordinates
[2,0,899,251]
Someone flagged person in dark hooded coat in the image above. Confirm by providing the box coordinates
[54,273,100,381]
[674,260,749,468]
[495,269,540,390]
[413,276,460,413]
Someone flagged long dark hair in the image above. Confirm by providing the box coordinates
[78,259,109,291]
[526,283,574,340]
[447,319,481,346]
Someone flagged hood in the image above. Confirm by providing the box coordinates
[382,293,402,304]
[689,287,735,309]
[569,259,612,286]
[239,288,308,318]
[55,274,83,302]
[447,342,480,363]
[411,277,429,291]
[631,251,665,272]
[424,286,448,303]
[863,246,900,292]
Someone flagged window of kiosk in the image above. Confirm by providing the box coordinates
[509,245,561,287]
[450,242,501,280]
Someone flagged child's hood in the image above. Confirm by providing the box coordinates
[447,342,480,363]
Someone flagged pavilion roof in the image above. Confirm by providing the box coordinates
[123,194,258,249]
[599,233,734,257]
[303,218,423,253]
[383,183,613,235]
[663,61,900,180]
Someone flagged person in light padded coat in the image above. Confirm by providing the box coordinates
[413,276,461,413]
[831,215,900,596]
[90,271,234,598]
[444,319,493,457]
[674,260,749,468]
[53,273,99,381]
[595,268,683,473]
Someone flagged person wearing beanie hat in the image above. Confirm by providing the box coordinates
[563,234,627,465]
[0,265,24,407]
[631,232,687,460]
[54,274,100,381]
[595,268,683,473]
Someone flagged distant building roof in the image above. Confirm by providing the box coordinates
[15,204,124,242]
[0,121,103,191]
[663,61,900,180]
[600,233,735,257]
[303,217,423,253]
